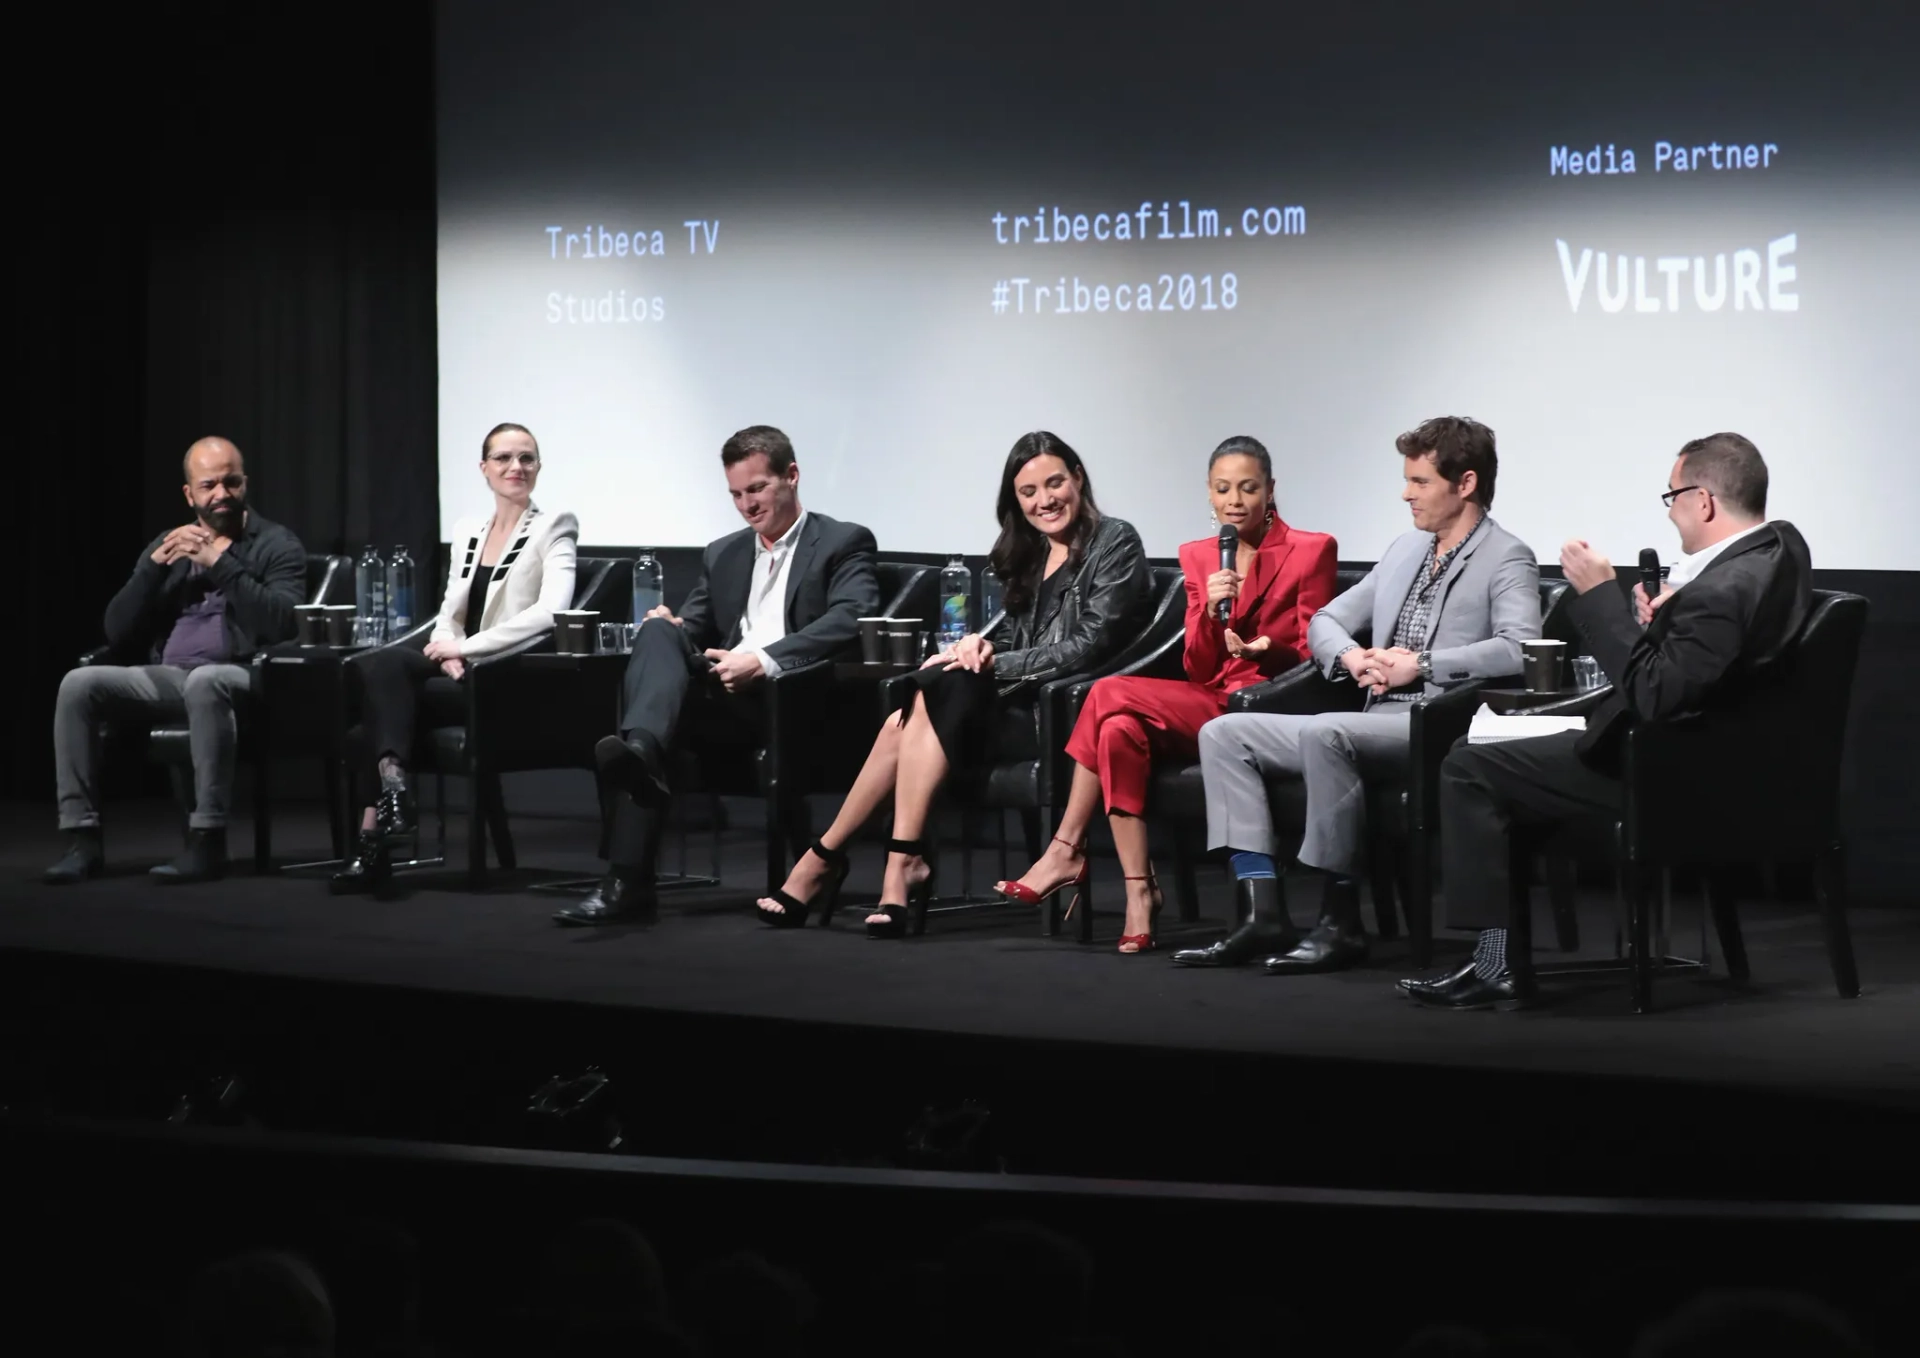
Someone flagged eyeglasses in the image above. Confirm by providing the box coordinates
[1660,484,1711,508]
[486,452,540,468]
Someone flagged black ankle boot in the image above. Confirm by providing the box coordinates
[1171,875,1298,967]
[44,828,105,885]
[1264,875,1370,974]
[150,828,229,885]
[330,831,392,895]
[374,780,417,845]
[553,867,658,927]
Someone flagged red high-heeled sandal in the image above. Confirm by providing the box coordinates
[994,835,1089,911]
[1117,872,1163,954]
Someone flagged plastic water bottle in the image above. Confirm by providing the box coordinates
[386,545,415,635]
[939,555,971,649]
[631,550,664,624]
[355,545,388,645]
[980,565,1003,628]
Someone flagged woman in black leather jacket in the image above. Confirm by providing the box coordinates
[754,431,1153,937]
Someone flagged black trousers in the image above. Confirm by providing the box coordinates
[347,645,467,787]
[606,617,765,875]
[1439,731,1622,930]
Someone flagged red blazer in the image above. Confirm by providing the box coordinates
[1179,519,1339,693]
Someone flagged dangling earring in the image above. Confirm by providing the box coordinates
[1265,506,1276,531]
[1208,507,1218,527]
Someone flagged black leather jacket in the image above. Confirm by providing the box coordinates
[987,515,1153,695]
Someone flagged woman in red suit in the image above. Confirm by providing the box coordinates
[995,436,1338,952]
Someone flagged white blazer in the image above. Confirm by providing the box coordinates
[431,503,579,658]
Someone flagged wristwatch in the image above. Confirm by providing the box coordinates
[1416,650,1434,683]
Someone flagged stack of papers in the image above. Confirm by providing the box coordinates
[1467,704,1587,745]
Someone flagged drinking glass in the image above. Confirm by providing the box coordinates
[1572,656,1603,691]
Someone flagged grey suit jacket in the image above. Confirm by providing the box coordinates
[1306,515,1542,705]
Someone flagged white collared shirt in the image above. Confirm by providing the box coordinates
[1667,522,1766,589]
[737,510,807,677]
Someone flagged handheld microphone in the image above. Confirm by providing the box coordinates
[1638,547,1662,599]
[1217,524,1239,625]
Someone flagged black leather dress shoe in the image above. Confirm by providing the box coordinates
[1171,921,1298,968]
[1397,959,1478,999]
[150,828,229,885]
[329,832,392,895]
[1263,924,1370,975]
[1407,969,1533,1011]
[554,871,659,927]
[594,735,671,807]
[44,829,105,885]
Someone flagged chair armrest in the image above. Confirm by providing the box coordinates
[465,627,555,667]
[1228,662,1361,716]
[1522,685,1612,718]
[765,658,851,789]
[1403,681,1489,833]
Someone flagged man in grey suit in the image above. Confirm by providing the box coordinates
[1173,417,1541,973]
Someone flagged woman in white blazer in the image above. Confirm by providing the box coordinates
[332,422,579,892]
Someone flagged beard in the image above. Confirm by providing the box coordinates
[198,496,246,535]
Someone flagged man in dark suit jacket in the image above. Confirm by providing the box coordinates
[1409,432,1813,1009]
[555,425,880,925]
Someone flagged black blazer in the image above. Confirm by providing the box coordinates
[676,512,880,670]
[1568,520,1812,772]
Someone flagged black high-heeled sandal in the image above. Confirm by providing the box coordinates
[756,839,850,929]
[868,837,934,939]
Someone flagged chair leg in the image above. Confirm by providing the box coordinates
[322,759,347,859]
[1019,808,1043,864]
[1813,845,1861,999]
[1703,872,1750,982]
[764,791,788,897]
[1507,839,1535,995]
[1404,834,1434,970]
[252,754,271,874]
[1625,861,1655,1014]
[482,773,516,870]
[1545,857,1580,953]
[466,779,489,887]
[1172,835,1200,925]
[1368,835,1400,941]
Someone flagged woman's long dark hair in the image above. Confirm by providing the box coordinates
[987,431,1103,615]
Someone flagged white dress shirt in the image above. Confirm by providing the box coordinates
[737,510,807,677]
[1667,521,1766,589]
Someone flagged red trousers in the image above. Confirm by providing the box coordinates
[1065,675,1227,817]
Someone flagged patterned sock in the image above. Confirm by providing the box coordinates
[1229,852,1277,881]
[378,756,408,793]
[1473,928,1509,979]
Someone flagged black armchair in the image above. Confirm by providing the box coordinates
[853,566,1189,940]
[1509,590,1867,1013]
[645,560,939,897]
[394,556,627,885]
[1143,576,1573,968]
[79,552,353,871]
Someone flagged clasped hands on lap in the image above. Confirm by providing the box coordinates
[1341,644,1420,695]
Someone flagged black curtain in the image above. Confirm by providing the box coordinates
[15,3,437,801]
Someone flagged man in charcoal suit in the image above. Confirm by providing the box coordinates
[1408,432,1813,1009]
[554,425,879,925]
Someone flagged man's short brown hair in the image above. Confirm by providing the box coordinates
[1395,416,1497,510]
[1677,432,1767,519]
[721,425,795,475]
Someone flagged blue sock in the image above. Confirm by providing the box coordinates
[1229,852,1277,881]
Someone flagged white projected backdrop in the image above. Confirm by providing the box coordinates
[436,8,1920,571]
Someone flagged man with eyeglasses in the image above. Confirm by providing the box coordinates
[1407,432,1812,1009]
[46,437,306,885]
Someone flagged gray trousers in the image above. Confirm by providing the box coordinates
[54,663,253,830]
[1198,706,1413,876]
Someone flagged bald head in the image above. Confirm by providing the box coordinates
[183,437,249,534]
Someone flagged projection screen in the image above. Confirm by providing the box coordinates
[436,0,1920,570]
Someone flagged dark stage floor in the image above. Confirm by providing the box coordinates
[4,799,1917,1103]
